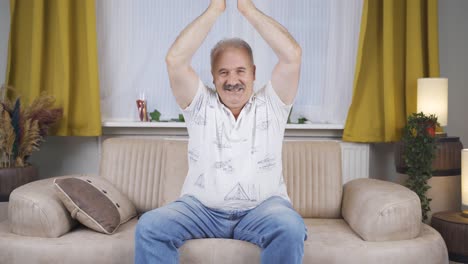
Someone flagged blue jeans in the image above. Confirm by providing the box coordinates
[135,195,307,264]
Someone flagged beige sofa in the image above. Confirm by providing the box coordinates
[0,138,448,264]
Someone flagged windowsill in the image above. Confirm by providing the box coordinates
[103,121,188,128]
[102,121,344,138]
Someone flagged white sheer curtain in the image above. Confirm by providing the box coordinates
[96,0,363,124]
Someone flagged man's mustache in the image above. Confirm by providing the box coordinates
[223,83,245,92]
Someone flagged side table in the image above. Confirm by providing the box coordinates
[431,211,468,263]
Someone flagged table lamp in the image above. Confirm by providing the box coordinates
[417,78,448,131]
[462,149,468,217]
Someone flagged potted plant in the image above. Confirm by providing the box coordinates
[401,112,438,222]
[0,85,63,201]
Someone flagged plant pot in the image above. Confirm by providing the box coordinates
[0,166,38,202]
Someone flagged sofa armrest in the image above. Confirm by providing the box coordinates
[8,176,84,238]
[341,178,422,242]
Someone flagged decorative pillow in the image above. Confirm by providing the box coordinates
[54,176,137,234]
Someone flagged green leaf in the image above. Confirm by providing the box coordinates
[150,109,161,122]
[298,117,307,124]
[401,112,438,222]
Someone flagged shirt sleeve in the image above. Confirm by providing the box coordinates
[181,79,211,126]
[263,81,293,124]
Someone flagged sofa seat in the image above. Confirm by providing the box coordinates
[0,217,447,264]
[302,219,447,264]
[0,219,136,264]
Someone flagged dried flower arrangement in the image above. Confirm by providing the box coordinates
[0,85,63,168]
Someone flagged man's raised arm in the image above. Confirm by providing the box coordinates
[166,1,225,109]
[238,0,302,105]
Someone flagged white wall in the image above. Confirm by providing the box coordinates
[29,137,100,179]
[439,0,468,148]
[0,0,9,84]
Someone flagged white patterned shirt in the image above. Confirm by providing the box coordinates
[180,79,292,210]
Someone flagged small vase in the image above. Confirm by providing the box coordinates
[0,166,38,202]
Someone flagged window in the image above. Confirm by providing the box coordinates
[96,0,363,124]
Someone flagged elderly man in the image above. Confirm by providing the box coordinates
[135,0,305,263]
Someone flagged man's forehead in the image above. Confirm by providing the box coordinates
[217,66,247,71]
[213,50,253,69]
[215,46,251,59]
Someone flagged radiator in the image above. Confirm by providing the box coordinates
[341,142,370,183]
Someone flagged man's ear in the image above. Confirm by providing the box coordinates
[253,65,256,80]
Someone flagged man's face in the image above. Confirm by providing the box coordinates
[212,47,256,114]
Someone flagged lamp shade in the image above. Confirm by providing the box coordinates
[417,78,448,126]
[463,149,468,210]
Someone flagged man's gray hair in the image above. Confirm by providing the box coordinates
[210,38,254,68]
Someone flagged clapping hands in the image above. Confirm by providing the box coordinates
[210,0,256,13]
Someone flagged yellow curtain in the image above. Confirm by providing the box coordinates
[6,0,101,136]
[343,0,439,142]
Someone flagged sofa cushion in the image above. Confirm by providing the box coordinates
[182,219,447,264]
[302,219,447,264]
[341,178,422,242]
[0,218,137,264]
[0,218,448,264]
[54,176,137,234]
[8,176,77,238]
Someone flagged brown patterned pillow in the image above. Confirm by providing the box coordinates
[54,176,137,234]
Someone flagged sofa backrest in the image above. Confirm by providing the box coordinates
[100,138,343,218]
[282,140,342,218]
[100,138,165,212]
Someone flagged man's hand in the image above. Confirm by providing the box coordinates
[210,0,226,13]
[237,0,255,14]
[236,0,302,105]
